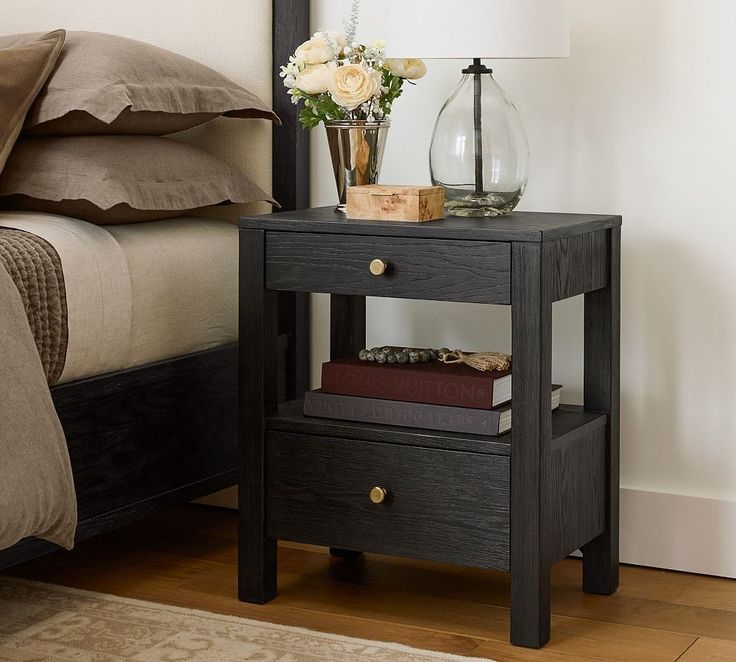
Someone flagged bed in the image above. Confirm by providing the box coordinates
[0,0,310,568]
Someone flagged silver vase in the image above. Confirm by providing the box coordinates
[325,119,390,213]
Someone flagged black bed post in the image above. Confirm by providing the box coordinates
[237,0,311,603]
[273,0,311,400]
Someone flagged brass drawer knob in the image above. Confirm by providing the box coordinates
[369,259,387,276]
[369,486,387,504]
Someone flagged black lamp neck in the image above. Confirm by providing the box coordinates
[463,58,493,75]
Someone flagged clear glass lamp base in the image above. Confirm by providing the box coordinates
[430,63,529,220]
[443,188,525,218]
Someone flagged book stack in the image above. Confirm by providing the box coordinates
[304,356,562,436]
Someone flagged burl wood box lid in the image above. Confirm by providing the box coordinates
[347,184,445,222]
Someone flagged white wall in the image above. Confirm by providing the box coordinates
[309,0,736,576]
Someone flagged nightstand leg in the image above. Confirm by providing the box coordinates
[582,227,621,595]
[330,294,366,361]
[329,548,364,560]
[327,295,367,559]
[510,242,553,648]
[239,229,279,603]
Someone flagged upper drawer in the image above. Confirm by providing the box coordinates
[265,232,510,304]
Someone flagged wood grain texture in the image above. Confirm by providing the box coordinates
[549,230,609,302]
[0,346,245,570]
[675,575,736,612]
[327,290,368,571]
[266,232,511,303]
[330,294,366,360]
[272,0,311,404]
[243,207,622,648]
[266,434,510,570]
[510,241,554,648]
[582,227,621,596]
[239,229,278,603]
[347,185,445,222]
[54,346,238,519]
[241,206,622,243]
[10,505,732,662]
[272,0,309,213]
[548,426,606,563]
[277,292,309,400]
[328,292,369,556]
[678,638,736,661]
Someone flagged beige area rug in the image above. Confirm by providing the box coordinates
[0,577,493,661]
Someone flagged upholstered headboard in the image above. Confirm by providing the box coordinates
[2,0,276,216]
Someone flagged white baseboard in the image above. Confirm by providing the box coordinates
[193,486,736,579]
[619,488,736,579]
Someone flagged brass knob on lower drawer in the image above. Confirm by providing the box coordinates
[369,259,387,276]
[369,486,387,504]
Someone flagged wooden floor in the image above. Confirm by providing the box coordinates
[4,505,736,661]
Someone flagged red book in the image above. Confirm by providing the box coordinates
[320,357,512,409]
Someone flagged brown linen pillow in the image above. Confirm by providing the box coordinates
[0,30,65,172]
[0,31,277,136]
[0,135,274,224]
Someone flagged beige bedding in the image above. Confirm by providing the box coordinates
[0,211,238,552]
[0,245,75,551]
[0,211,237,384]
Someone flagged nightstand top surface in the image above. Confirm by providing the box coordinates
[239,206,621,242]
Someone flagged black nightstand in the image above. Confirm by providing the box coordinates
[238,207,621,649]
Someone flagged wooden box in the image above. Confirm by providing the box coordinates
[347,185,445,222]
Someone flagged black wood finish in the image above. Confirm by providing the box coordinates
[0,471,236,571]
[550,229,609,302]
[277,292,309,400]
[548,425,606,563]
[327,290,365,581]
[330,295,366,360]
[272,400,606,458]
[329,547,364,560]
[241,206,622,243]
[233,0,311,606]
[54,346,238,520]
[266,433,511,570]
[272,0,310,213]
[266,232,511,304]
[272,0,311,402]
[582,227,621,595]
[239,229,279,603]
[0,346,243,569]
[240,207,620,649]
[292,292,311,397]
[510,241,554,648]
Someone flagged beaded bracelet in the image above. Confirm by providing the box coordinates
[357,346,450,365]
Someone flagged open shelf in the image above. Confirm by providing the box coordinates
[268,401,607,457]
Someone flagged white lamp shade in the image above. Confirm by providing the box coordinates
[383,0,569,59]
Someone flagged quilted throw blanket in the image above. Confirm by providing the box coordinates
[0,228,76,551]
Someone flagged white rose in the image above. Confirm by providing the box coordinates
[295,32,347,65]
[295,37,331,65]
[295,63,333,95]
[328,64,381,110]
[329,31,348,50]
[386,58,427,80]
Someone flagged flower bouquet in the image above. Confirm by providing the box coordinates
[280,0,426,211]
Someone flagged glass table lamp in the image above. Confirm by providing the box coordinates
[385,0,569,217]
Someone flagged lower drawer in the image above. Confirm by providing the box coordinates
[266,432,510,570]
